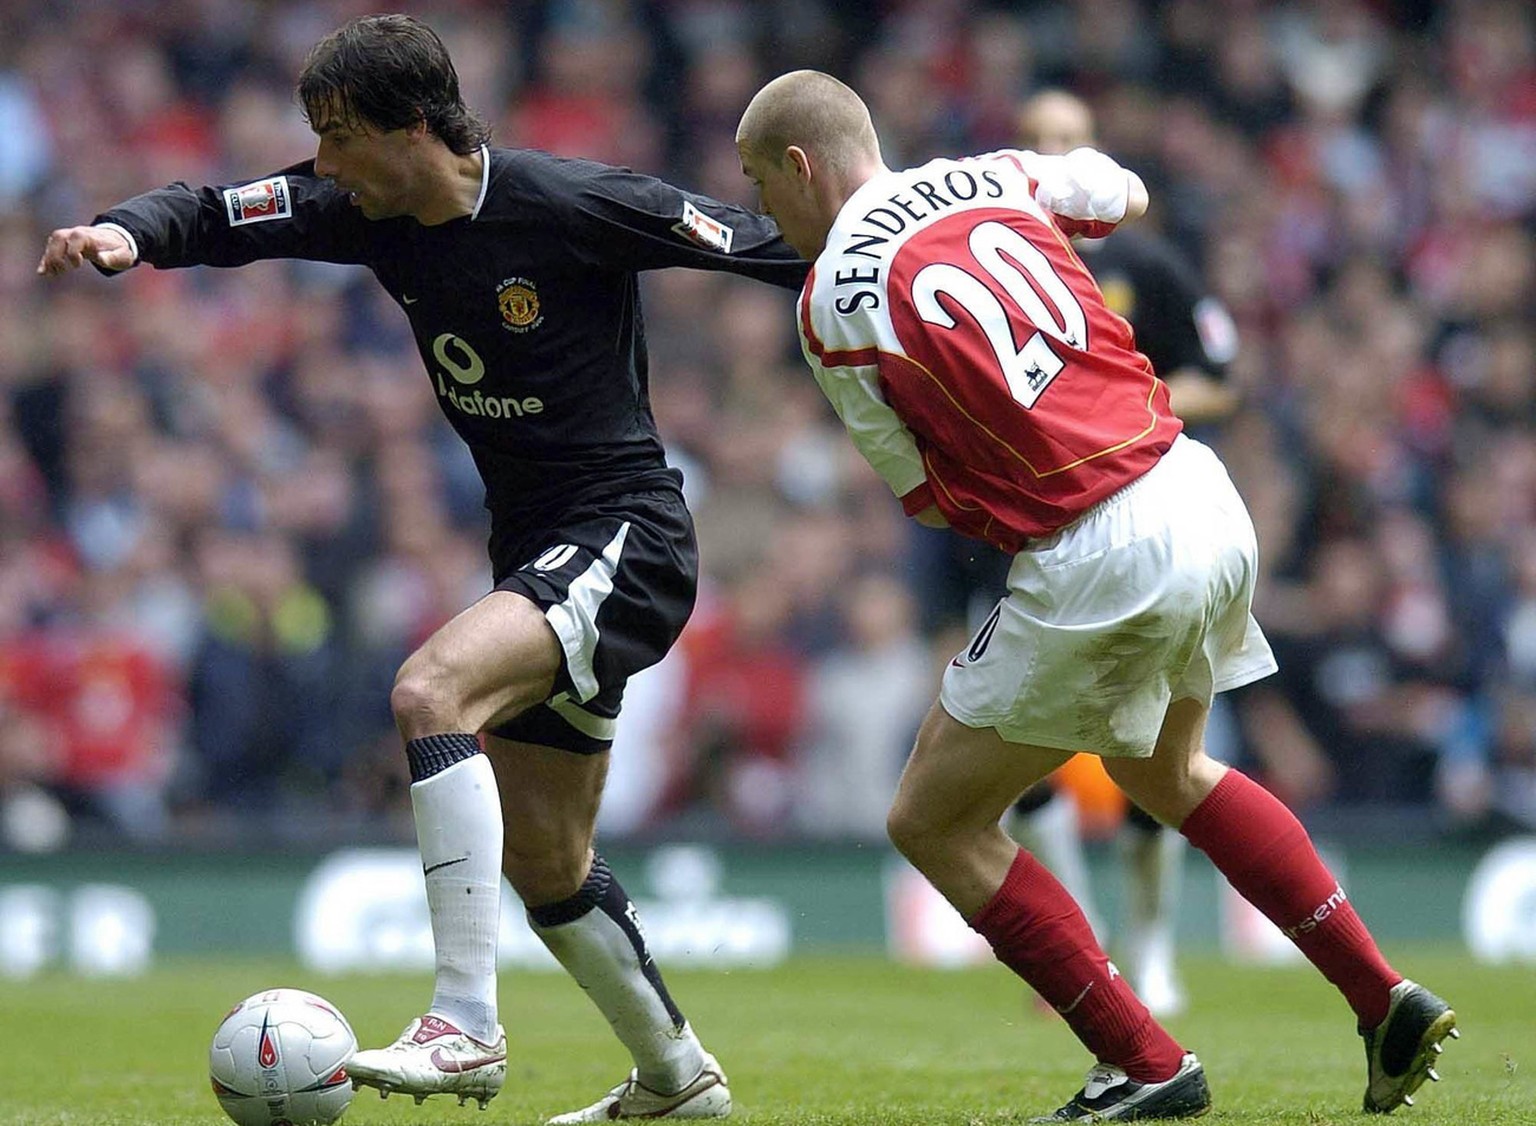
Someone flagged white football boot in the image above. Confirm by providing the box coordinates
[348,1014,506,1108]
[547,1052,731,1124]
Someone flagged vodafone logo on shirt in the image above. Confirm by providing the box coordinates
[224,177,293,226]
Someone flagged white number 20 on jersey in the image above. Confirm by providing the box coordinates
[912,221,1087,409]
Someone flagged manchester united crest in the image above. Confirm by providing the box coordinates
[497,276,543,333]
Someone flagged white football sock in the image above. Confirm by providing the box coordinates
[529,855,704,1092]
[408,745,503,1043]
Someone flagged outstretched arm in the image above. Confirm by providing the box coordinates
[38,164,370,279]
[36,224,137,276]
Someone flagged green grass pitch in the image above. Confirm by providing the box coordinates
[1,950,1531,1125]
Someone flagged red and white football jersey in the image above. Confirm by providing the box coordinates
[798,148,1182,552]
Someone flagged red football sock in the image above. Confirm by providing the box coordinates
[970,849,1186,1082]
[1180,769,1400,1027]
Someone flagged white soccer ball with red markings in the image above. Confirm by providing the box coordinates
[208,987,357,1126]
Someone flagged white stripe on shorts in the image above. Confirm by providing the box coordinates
[545,693,619,742]
[545,523,630,702]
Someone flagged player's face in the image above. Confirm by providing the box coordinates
[311,112,420,220]
[739,142,824,259]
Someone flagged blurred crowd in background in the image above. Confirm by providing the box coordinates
[2,0,1536,850]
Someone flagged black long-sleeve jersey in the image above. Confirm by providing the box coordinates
[1077,227,1236,381]
[96,145,808,544]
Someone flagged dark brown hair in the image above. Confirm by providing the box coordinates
[297,14,490,154]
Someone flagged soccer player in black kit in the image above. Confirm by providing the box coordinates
[39,15,804,1123]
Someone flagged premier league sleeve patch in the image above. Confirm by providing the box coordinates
[672,200,734,253]
[224,177,293,226]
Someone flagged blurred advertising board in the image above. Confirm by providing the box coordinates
[1,837,1529,977]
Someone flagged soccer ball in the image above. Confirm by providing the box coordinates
[208,987,357,1126]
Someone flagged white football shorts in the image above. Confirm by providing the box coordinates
[940,434,1278,757]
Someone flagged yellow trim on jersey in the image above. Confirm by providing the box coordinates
[891,346,1164,479]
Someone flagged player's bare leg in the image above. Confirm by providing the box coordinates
[887,702,1071,917]
[484,736,729,1123]
[888,703,1210,1122]
[349,591,562,1108]
[1088,700,1222,828]
[1106,697,1457,1112]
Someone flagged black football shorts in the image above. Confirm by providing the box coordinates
[486,489,698,754]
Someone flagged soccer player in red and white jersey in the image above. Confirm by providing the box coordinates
[736,70,1456,1121]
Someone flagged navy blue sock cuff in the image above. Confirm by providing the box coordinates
[527,854,613,928]
[405,733,482,783]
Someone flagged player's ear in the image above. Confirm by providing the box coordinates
[787,145,813,187]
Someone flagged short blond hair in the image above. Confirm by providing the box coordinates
[736,69,880,173]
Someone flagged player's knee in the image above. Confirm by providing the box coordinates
[1103,754,1213,826]
[886,797,944,865]
[1101,758,1164,812]
[390,658,462,737]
